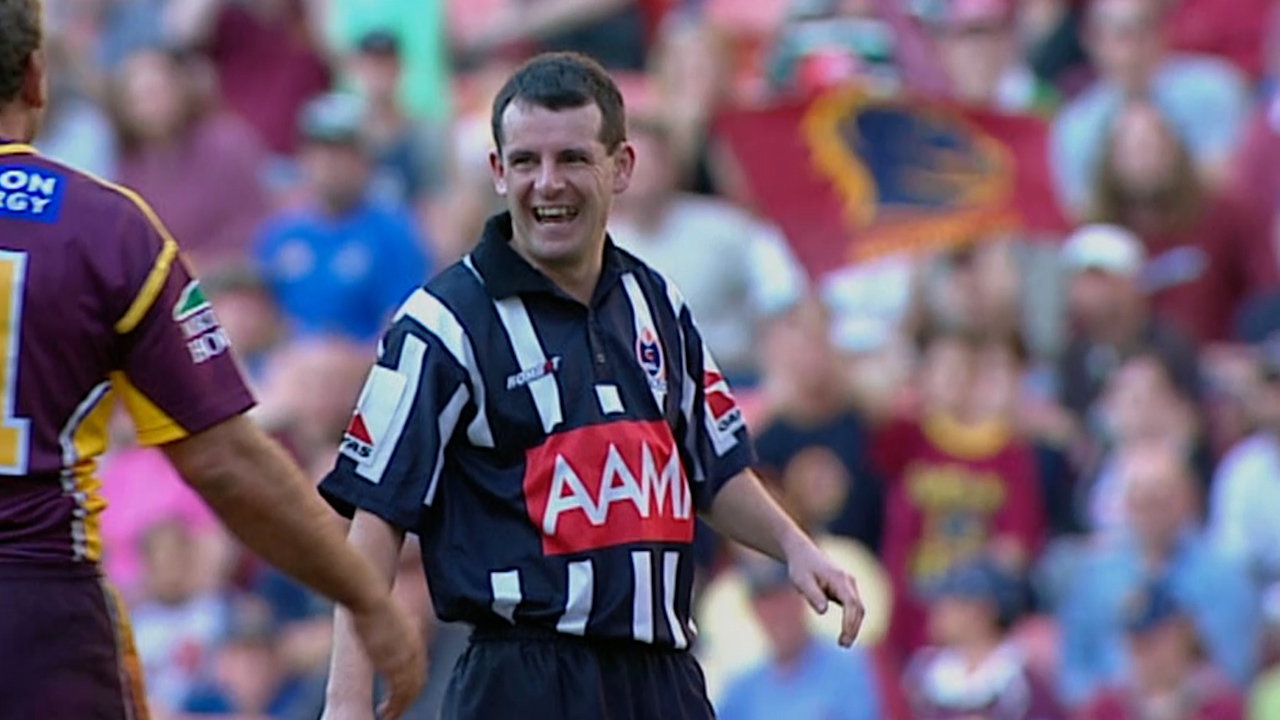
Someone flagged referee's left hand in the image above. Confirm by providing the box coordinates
[786,541,866,647]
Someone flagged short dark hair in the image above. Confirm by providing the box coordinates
[490,52,627,154]
[0,0,41,105]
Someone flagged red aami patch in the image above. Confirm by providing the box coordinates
[523,420,694,555]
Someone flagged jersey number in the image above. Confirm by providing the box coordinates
[0,251,31,475]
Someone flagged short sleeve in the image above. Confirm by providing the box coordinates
[670,286,755,510]
[110,191,255,446]
[318,301,472,532]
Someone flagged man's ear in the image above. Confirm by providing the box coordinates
[612,142,636,195]
[19,48,47,110]
[489,149,507,196]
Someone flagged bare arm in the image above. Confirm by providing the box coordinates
[164,414,387,610]
[325,511,406,714]
[164,414,424,717]
[701,468,810,564]
[703,469,866,646]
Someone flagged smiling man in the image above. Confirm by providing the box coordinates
[317,52,868,720]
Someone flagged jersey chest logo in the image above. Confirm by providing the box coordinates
[522,419,693,555]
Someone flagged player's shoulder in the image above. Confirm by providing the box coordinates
[392,261,488,338]
[20,153,174,254]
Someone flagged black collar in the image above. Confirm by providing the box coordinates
[470,212,630,306]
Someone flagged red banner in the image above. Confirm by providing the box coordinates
[714,88,1070,277]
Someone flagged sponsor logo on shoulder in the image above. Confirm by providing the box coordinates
[173,279,230,364]
[704,369,745,436]
[0,166,64,222]
[506,356,562,390]
[339,365,408,475]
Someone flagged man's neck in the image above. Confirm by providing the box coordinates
[516,246,603,306]
[0,108,34,144]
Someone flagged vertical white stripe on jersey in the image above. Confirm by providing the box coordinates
[493,296,563,433]
[631,550,654,643]
[397,289,494,448]
[490,569,523,623]
[556,559,594,636]
[594,384,624,415]
[58,380,111,561]
[655,275,705,483]
[662,551,688,649]
[357,334,426,483]
[621,273,667,413]
[424,384,471,506]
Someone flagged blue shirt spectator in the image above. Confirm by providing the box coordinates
[254,201,428,343]
[1057,530,1259,705]
[718,640,882,720]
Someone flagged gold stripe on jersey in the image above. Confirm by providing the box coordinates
[113,236,178,335]
[0,143,36,156]
[93,178,184,334]
[110,371,189,446]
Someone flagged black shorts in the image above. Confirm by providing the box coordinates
[440,624,717,720]
[0,568,150,720]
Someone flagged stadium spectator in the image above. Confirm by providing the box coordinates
[1077,577,1247,720]
[344,30,451,218]
[1089,99,1277,345]
[108,46,271,273]
[929,0,1060,115]
[608,110,808,384]
[872,325,1047,665]
[1057,439,1259,706]
[166,0,332,159]
[752,296,885,551]
[1082,353,1207,536]
[1055,224,1202,459]
[181,595,317,718]
[716,556,885,720]
[902,556,1066,720]
[252,91,431,344]
[1049,0,1250,218]
[131,518,233,714]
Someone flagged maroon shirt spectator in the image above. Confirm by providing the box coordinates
[110,49,270,272]
[1092,99,1278,344]
[1161,0,1271,81]
[201,0,331,155]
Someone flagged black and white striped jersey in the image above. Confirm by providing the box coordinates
[319,212,755,650]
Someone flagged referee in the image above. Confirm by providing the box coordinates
[317,52,865,720]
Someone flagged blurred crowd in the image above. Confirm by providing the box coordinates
[38,0,1280,718]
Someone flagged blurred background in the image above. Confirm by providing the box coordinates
[47,0,1280,718]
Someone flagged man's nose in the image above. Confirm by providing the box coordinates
[536,161,566,194]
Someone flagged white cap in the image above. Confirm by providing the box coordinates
[1060,223,1146,277]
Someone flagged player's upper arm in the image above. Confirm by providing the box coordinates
[317,288,478,532]
[98,183,255,446]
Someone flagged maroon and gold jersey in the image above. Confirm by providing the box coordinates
[0,139,254,571]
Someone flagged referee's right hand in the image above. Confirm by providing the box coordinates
[350,593,427,720]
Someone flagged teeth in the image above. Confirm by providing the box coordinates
[534,206,577,220]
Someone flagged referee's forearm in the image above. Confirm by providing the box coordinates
[703,469,812,563]
[163,415,388,614]
[326,512,406,710]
